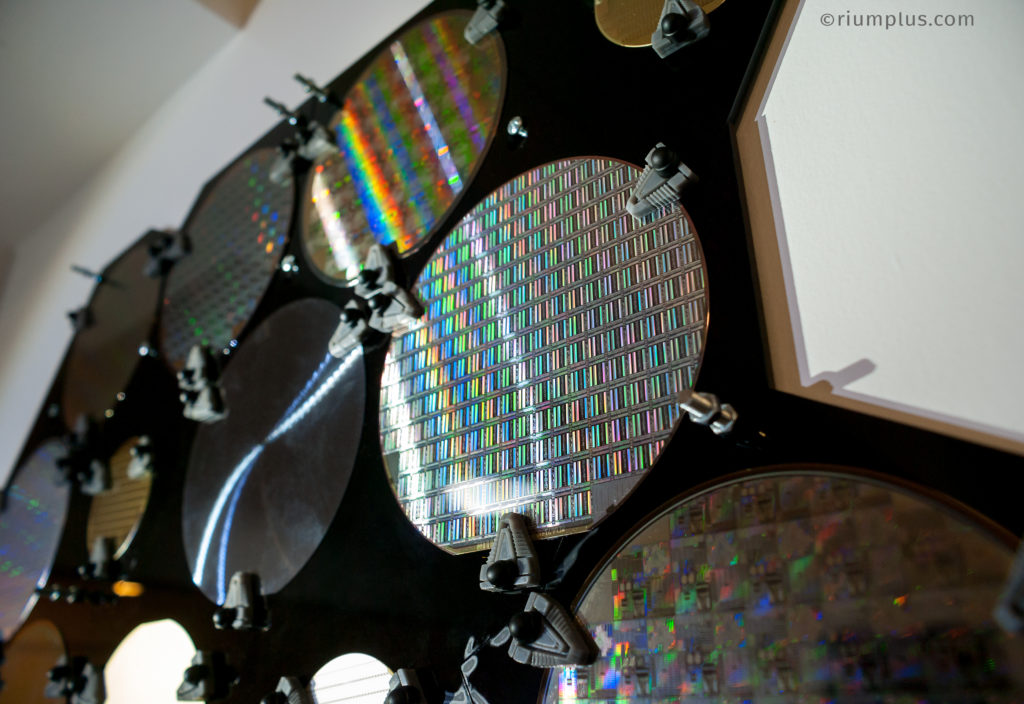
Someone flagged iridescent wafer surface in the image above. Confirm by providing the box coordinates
[301,9,505,284]
[379,157,708,552]
[0,440,70,639]
[542,473,1024,703]
[159,148,294,370]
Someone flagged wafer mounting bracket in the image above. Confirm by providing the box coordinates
[479,513,540,593]
[651,0,709,58]
[626,142,697,220]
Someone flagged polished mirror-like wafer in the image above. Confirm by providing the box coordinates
[182,299,365,604]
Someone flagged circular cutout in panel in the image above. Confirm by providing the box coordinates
[300,9,506,284]
[311,653,393,704]
[595,0,727,48]
[0,441,71,639]
[159,148,295,370]
[541,471,1024,702]
[379,157,708,552]
[86,437,153,560]
[0,619,66,703]
[105,619,196,704]
[61,233,162,427]
[182,299,365,603]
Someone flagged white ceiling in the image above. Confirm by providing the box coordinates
[0,1,245,245]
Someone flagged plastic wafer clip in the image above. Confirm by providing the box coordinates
[479,513,540,592]
[651,0,709,58]
[626,143,697,220]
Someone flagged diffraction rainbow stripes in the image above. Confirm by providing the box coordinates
[542,472,1024,703]
[300,9,505,284]
[0,440,70,639]
[379,158,708,553]
[159,148,294,370]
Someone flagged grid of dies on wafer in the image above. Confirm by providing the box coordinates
[379,158,708,550]
[159,149,293,369]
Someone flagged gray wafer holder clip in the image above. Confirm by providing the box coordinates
[329,244,423,359]
[262,676,314,704]
[178,344,226,423]
[78,535,117,581]
[45,656,105,704]
[626,143,696,220]
[478,513,540,592]
[177,651,237,701]
[651,0,710,58]
[465,0,505,45]
[144,229,190,278]
[214,571,270,631]
[126,435,154,479]
[59,415,110,495]
[385,669,427,704]
[501,592,599,668]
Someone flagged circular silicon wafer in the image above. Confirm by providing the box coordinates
[300,9,506,285]
[595,0,727,48]
[542,470,1024,702]
[182,298,365,604]
[159,148,294,371]
[60,232,162,427]
[379,157,709,553]
[85,437,153,560]
[0,440,71,639]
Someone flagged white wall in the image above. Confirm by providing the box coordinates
[746,0,1024,454]
[0,0,428,483]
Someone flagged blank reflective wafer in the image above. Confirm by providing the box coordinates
[300,9,506,285]
[159,148,295,370]
[595,0,727,48]
[182,299,365,604]
[85,437,153,560]
[310,653,393,704]
[379,157,708,553]
[542,470,1024,702]
[0,441,71,639]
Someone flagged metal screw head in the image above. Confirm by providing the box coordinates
[507,116,528,139]
[279,255,298,275]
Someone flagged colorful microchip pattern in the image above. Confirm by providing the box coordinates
[379,158,708,552]
[0,440,71,639]
[159,148,294,370]
[300,9,505,284]
[542,473,1024,703]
